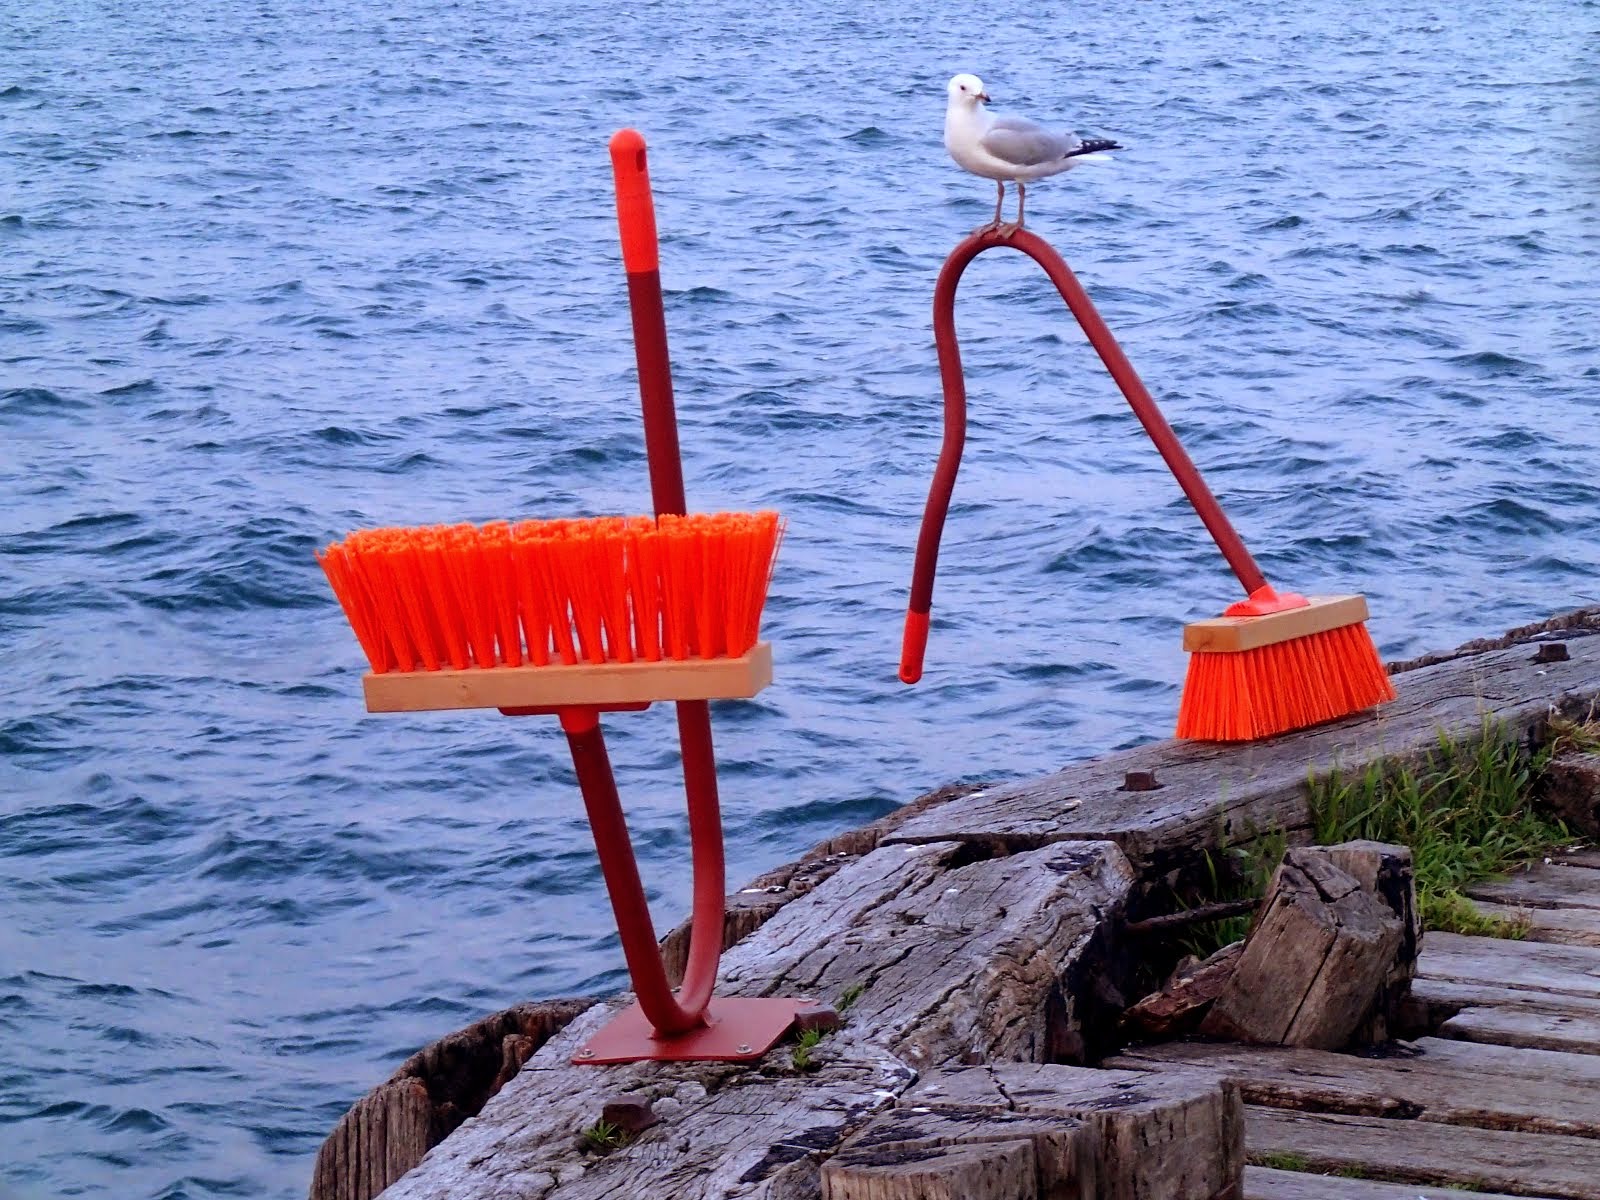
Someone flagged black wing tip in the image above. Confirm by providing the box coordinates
[1074,137,1124,155]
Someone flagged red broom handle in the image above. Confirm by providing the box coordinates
[611,128,688,517]
[900,228,1271,683]
[561,708,712,1033]
[558,128,722,1034]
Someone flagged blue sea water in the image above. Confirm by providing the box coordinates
[2,0,1598,1194]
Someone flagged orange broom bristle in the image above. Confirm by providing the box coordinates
[1175,617,1397,742]
[317,511,785,675]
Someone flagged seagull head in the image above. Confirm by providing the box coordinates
[946,73,990,109]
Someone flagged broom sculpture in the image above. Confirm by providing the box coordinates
[317,131,809,1064]
[899,229,1396,741]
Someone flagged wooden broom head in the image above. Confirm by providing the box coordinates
[317,512,783,712]
[1176,594,1397,742]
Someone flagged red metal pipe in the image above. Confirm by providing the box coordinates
[560,707,707,1034]
[528,127,727,1041]
[900,228,1273,683]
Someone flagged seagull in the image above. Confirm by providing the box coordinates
[944,73,1122,236]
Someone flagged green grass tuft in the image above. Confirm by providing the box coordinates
[1309,724,1569,935]
[1173,825,1285,960]
[1249,1151,1310,1172]
[579,1118,626,1154]
[790,1026,825,1071]
[1422,888,1530,939]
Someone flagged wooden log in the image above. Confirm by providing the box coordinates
[308,998,591,1200]
[1437,1004,1600,1054]
[894,1063,1244,1200]
[310,1077,431,1200]
[1323,842,1419,1043]
[1417,931,1600,1000]
[375,840,1137,1199]
[659,782,987,986]
[1199,847,1405,1049]
[1115,1037,1600,1137]
[1124,941,1244,1039]
[885,639,1600,869]
[823,1137,1039,1200]
[1552,847,1600,870]
[1243,1165,1538,1200]
[1540,750,1600,838]
[1245,1106,1600,1200]
[821,1106,1090,1200]
[1464,862,1600,912]
[1468,899,1600,946]
[1407,975,1600,1029]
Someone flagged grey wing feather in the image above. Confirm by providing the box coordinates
[980,115,1082,166]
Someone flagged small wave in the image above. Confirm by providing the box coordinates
[0,387,89,419]
[100,378,160,397]
[1460,496,1565,536]
[1446,350,1538,376]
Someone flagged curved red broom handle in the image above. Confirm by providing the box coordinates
[900,228,1289,684]
[560,706,722,1036]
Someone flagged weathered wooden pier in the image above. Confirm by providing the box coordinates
[312,609,1600,1199]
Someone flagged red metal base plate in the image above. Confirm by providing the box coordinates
[573,996,805,1065]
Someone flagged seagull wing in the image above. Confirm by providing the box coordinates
[980,115,1083,166]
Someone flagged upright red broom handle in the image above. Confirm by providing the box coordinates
[611,128,688,517]
[524,128,727,1038]
[900,228,1274,683]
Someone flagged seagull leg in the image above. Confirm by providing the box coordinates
[974,181,1004,234]
[997,182,1025,238]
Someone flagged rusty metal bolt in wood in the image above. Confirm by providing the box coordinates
[1534,642,1570,663]
[1122,769,1162,792]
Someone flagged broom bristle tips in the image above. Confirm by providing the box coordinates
[1176,619,1395,742]
[320,512,782,675]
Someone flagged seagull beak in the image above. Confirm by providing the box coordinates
[977,92,990,103]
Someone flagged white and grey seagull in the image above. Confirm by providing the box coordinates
[944,72,1122,235]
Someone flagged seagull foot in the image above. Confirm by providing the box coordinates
[995,220,1023,239]
[971,220,1002,236]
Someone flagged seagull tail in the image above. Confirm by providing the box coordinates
[1069,137,1122,158]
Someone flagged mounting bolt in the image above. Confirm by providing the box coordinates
[736,1043,753,1054]
[1534,642,1570,664]
[1122,770,1161,792]
[577,1048,596,1059]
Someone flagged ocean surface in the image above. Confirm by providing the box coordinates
[3,0,1598,1195]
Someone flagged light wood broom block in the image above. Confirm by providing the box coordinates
[1182,595,1370,654]
[362,642,773,713]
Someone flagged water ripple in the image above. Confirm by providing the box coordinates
[3,0,1599,1197]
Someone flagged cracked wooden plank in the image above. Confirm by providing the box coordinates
[1464,862,1600,913]
[1468,900,1600,947]
[875,1063,1243,1200]
[1243,1165,1550,1200]
[885,641,1600,868]
[1112,1037,1600,1137]
[376,840,1136,1199]
[1244,1107,1600,1200]
[1437,1005,1600,1054]
[1418,932,1600,1000]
